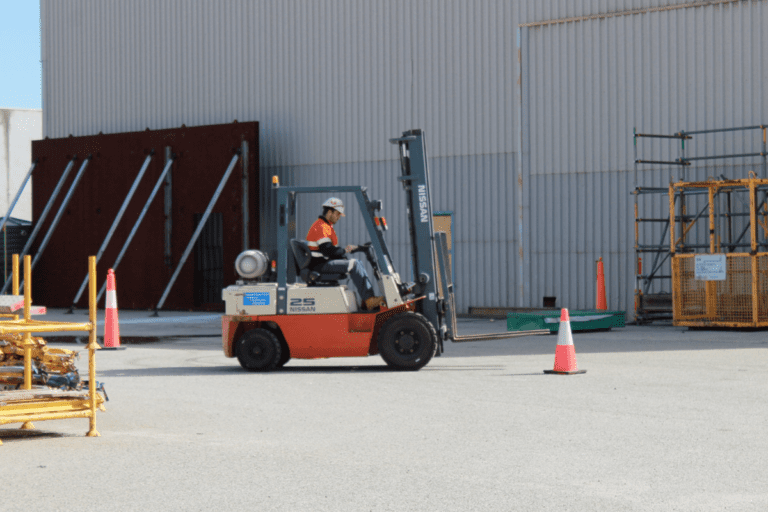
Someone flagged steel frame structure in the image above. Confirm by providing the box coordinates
[633,124,768,323]
[0,255,105,444]
[669,176,768,327]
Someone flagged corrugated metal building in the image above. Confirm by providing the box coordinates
[39,0,767,315]
[0,108,42,221]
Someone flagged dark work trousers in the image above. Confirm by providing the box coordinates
[315,258,375,301]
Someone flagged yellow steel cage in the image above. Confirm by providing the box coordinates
[671,175,768,327]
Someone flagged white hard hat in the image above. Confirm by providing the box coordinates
[322,197,345,216]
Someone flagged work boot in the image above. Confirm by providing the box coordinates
[364,296,386,310]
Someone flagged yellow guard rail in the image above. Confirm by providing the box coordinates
[0,255,105,445]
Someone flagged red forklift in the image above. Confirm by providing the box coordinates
[221,130,545,371]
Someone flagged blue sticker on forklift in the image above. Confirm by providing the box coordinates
[244,292,270,306]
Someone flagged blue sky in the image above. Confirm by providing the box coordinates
[0,1,41,109]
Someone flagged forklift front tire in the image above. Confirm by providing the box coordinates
[378,312,437,371]
[236,328,282,372]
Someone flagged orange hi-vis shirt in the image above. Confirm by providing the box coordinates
[306,217,339,259]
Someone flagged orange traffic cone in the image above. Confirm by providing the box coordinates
[103,269,122,349]
[544,308,586,375]
[596,257,607,310]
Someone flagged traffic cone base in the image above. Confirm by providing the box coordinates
[546,345,586,374]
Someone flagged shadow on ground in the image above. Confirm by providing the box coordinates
[97,362,512,377]
[0,428,73,444]
[46,326,768,362]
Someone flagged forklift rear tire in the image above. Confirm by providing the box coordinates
[276,346,291,368]
[378,311,437,371]
[236,328,282,372]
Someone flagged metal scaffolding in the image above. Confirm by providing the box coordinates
[633,124,768,323]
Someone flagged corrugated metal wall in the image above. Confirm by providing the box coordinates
[41,0,767,314]
[41,0,522,314]
[41,0,519,160]
[519,0,768,314]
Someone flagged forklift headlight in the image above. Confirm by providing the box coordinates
[235,250,269,279]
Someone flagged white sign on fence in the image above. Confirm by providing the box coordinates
[694,254,726,281]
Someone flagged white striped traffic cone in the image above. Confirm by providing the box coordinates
[104,269,121,349]
[544,308,586,375]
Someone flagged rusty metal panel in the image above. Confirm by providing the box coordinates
[30,122,258,310]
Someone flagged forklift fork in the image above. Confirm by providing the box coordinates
[433,231,549,342]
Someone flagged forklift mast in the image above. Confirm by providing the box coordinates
[390,130,547,343]
[389,130,442,333]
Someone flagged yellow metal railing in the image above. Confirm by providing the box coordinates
[0,255,104,445]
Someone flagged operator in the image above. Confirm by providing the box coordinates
[306,197,385,311]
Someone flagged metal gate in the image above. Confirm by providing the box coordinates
[193,212,224,308]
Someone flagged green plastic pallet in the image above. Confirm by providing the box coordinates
[507,309,626,333]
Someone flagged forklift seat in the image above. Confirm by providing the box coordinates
[290,239,345,286]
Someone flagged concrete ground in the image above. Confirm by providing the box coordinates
[1,310,767,511]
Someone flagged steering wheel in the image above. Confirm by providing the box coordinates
[352,242,372,254]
